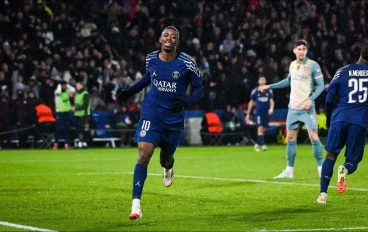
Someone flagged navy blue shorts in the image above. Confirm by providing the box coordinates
[256,115,269,128]
[325,122,367,163]
[134,119,182,154]
[56,112,70,130]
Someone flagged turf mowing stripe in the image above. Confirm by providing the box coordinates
[0,156,227,163]
[2,171,368,192]
[0,221,56,232]
[267,226,368,231]
[0,158,124,163]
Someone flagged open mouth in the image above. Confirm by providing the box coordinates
[164,41,172,46]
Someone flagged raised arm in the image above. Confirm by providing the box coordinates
[116,72,151,103]
[269,75,291,89]
[130,72,151,94]
[259,75,291,92]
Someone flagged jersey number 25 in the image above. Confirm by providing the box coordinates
[348,78,368,103]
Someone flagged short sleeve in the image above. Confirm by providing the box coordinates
[268,89,273,99]
[250,88,257,101]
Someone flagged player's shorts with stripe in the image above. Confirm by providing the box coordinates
[134,118,182,154]
[325,121,366,163]
[256,114,269,127]
[286,107,318,130]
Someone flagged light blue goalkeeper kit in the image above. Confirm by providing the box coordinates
[269,57,324,169]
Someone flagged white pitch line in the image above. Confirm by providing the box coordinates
[2,171,368,192]
[0,221,56,232]
[148,173,368,192]
[264,226,368,231]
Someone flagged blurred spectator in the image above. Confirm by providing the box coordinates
[12,75,26,99]
[27,91,39,112]
[132,72,148,104]
[221,105,242,145]
[130,103,142,128]
[201,78,218,111]
[12,89,29,148]
[0,87,11,147]
[0,71,10,90]
[103,76,120,109]
[24,76,40,99]
[222,105,241,133]
[90,87,106,111]
[26,90,39,147]
[39,77,56,110]
[113,105,134,147]
[221,32,235,56]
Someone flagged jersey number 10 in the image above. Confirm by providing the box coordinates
[348,78,368,103]
[141,120,151,131]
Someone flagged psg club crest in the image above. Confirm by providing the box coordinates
[140,130,146,137]
[172,71,180,79]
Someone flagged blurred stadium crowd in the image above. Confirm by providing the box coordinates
[0,0,367,146]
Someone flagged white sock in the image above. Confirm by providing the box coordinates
[318,166,322,177]
[132,199,141,212]
[285,166,294,174]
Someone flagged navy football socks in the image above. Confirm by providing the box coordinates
[132,164,147,199]
[344,161,357,174]
[257,135,264,146]
[164,157,175,169]
[320,159,335,193]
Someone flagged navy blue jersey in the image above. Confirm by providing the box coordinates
[326,64,368,128]
[250,88,273,116]
[131,51,203,130]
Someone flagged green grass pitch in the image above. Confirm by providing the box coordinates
[1,146,368,231]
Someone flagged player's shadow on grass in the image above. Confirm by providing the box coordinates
[102,208,319,230]
[264,178,320,183]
